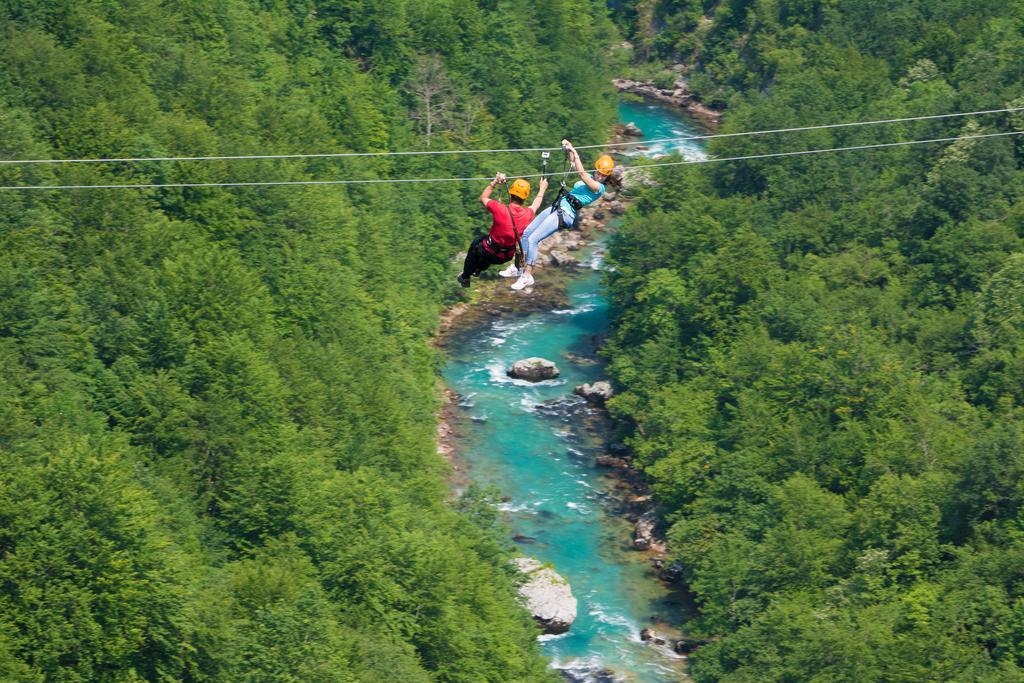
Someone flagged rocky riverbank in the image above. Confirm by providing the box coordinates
[437,387,472,491]
[613,76,722,126]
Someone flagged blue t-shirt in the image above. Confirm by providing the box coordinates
[559,180,605,216]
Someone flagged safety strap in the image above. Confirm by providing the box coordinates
[501,184,526,269]
[549,147,573,229]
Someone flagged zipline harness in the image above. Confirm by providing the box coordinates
[549,146,583,230]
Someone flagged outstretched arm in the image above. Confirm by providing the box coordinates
[528,177,549,214]
[479,172,506,207]
[562,139,602,193]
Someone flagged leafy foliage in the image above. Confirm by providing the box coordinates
[0,1,619,680]
[606,2,1024,680]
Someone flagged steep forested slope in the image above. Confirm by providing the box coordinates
[606,1,1024,680]
[0,1,616,680]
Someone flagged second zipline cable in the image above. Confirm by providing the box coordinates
[1,106,1022,166]
[1,130,1021,191]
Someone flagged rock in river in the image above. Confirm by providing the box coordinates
[573,380,613,406]
[549,248,580,269]
[622,121,644,137]
[508,357,560,381]
[633,510,657,550]
[561,666,618,683]
[640,628,667,645]
[514,557,577,634]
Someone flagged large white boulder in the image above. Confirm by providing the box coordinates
[514,557,577,634]
[508,357,560,382]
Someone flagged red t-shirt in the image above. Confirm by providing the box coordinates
[486,200,534,247]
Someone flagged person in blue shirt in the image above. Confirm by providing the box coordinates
[502,139,618,290]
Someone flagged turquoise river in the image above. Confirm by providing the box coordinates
[443,100,707,682]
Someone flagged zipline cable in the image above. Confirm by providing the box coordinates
[652,129,1024,169]
[1,106,1022,166]
[1,130,1021,191]
[576,106,1024,150]
[0,145,555,165]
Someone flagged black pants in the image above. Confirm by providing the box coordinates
[461,235,511,279]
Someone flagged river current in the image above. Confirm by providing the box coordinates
[442,99,707,682]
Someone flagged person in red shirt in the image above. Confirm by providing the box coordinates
[458,172,548,287]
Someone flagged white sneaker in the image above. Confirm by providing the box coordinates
[499,264,520,278]
[511,273,534,291]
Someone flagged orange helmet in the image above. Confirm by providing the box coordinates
[595,154,615,175]
[509,178,531,199]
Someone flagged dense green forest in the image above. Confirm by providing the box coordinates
[607,1,1024,680]
[10,0,1024,680]
[0,1,617,680]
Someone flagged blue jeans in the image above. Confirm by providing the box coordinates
[521,206,573,266]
